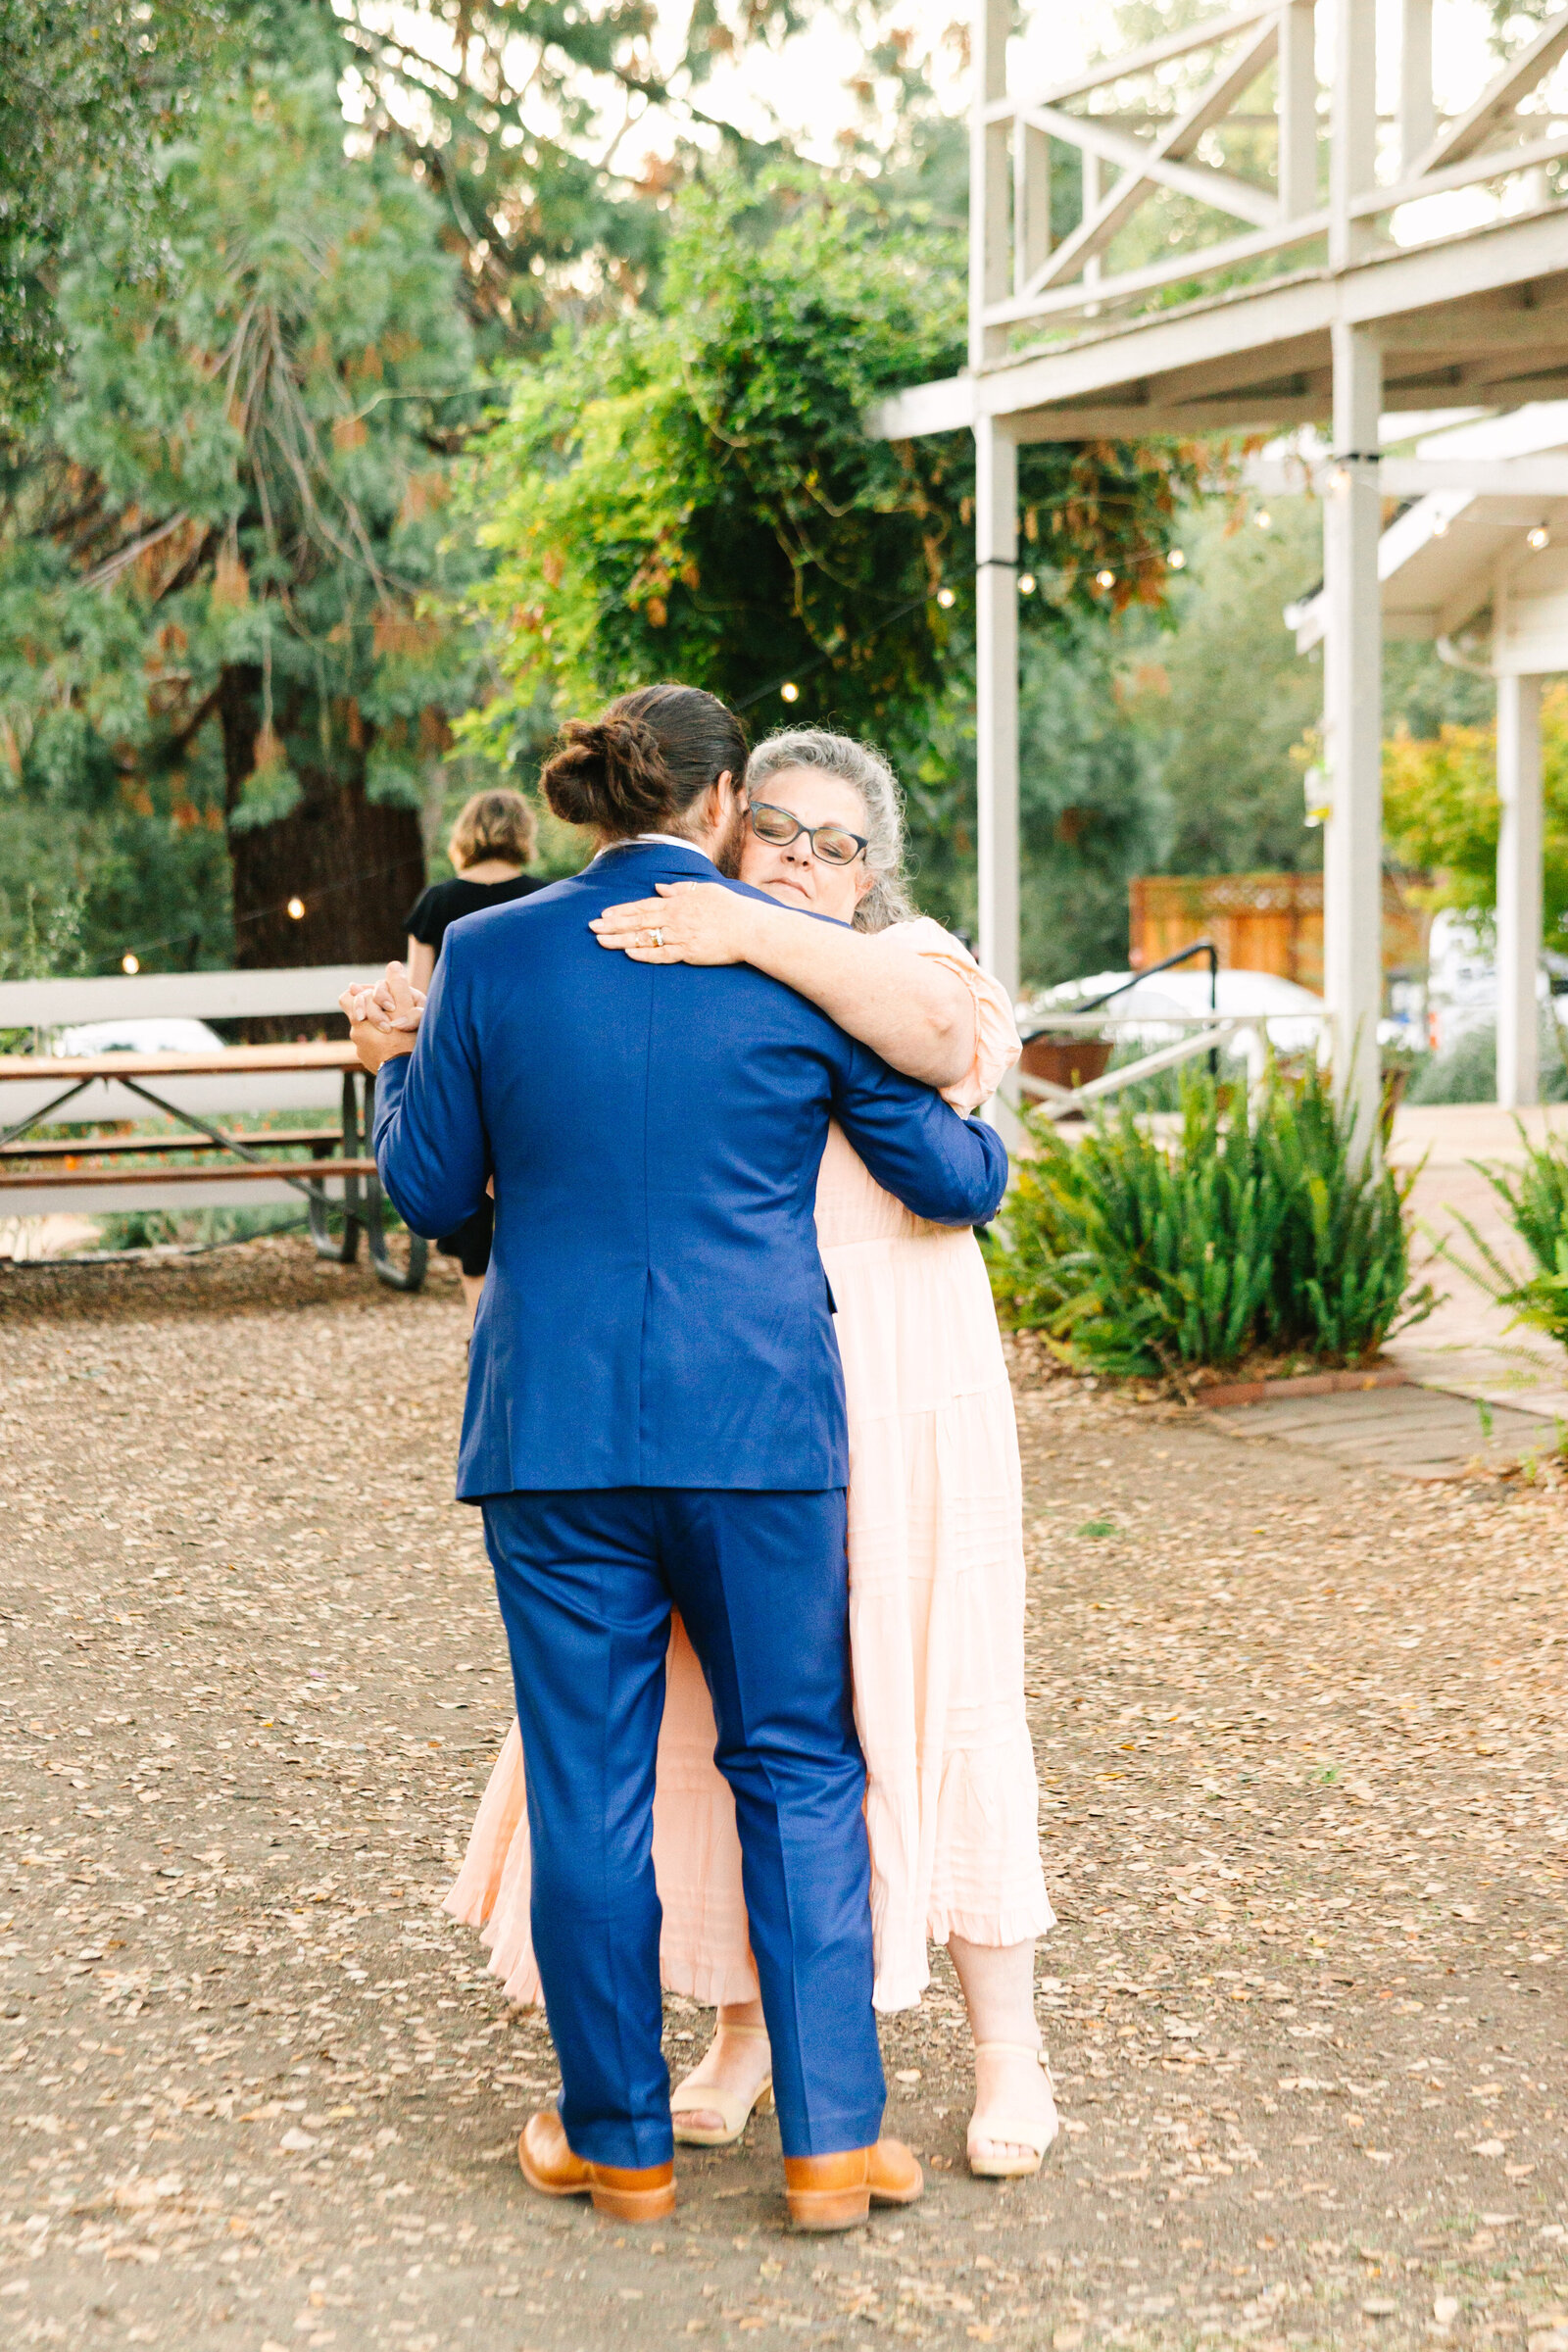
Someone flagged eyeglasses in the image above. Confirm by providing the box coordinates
[746,800,868,867]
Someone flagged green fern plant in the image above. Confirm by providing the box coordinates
[1429,1122,1568,1347]
[986,1060,1433,1379]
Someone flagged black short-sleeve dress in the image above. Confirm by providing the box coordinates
[404,874,547,1278]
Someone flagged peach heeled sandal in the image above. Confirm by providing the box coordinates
[670,2021,774,2149]
[966,2041,1060,2180]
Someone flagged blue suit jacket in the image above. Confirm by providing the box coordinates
[371,841,1007,1496]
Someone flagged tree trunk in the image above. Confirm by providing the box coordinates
[218,664,425,969]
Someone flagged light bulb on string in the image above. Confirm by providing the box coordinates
[286,896,306,921]
[1254,508,1272,530]
[1168,548,1186,570]
[780,682,799,704]
[1096,568,1116,591]
[1017,572,1037,596]
[935,585,956,609]
[1529,525,1551,552]
[122,953,140,975]
[1431,514,1449,538]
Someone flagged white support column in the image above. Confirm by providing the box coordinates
[1496,671,1544,1109]
[1330,0,1377,269]
[1322,322,1385,1158]
[969,0,1010,372]
[1399,0,1436,172]
[975,416,1020,1013]
[1278,0,1318,221]
[1013,118,1051,292]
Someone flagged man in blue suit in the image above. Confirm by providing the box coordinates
[348,685,1006,2230]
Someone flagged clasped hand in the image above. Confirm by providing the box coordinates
[338,961,426,1073]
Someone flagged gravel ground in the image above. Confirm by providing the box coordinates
[0,1236,1565,2352]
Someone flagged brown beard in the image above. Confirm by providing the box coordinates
[712,802,749,879]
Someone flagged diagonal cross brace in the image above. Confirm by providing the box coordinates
[1022,20,1281,297]
[1410,7,1568,176]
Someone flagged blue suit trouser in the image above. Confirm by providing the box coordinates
[481,1486,886,2170]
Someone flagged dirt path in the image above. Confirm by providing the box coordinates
[0,1239,1564,2352]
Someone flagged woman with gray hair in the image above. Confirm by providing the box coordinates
[446,725,1057,2180]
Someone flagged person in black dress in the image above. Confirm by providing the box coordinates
[405,788,547,1325]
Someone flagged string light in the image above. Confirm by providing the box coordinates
[1432,514,1449,537]
[1254,508,1272,529]
[122,953,140,975]
[780,681,799,703]
[1096,568,1116,590]
[936,586,956,609]
[1529,525,1551,552]
[1168,548,1186,569]
[1017,571,1037,596]
[286,896,306,920]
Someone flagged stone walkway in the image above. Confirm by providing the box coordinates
[0,1240,1564,2352]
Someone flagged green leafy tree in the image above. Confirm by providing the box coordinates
[460,169,1201,859]
[1383,683,1568,945]
[0,0,223,434]
[329,0,847,350]
[0,24,488,972]
[912,622,1171,982]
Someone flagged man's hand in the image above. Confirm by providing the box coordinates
[339,961,425,1074]
[589,881,760,966]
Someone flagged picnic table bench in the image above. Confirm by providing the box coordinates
[0,971,424,1288]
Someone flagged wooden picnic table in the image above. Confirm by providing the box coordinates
[0,1042,359,1082]
[0,1039,422,1289]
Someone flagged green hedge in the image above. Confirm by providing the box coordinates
[986,1063,1432,1379]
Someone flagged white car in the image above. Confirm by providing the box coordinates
[54,1017,227,1057]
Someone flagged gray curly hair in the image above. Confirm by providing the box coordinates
[745,727,917,934]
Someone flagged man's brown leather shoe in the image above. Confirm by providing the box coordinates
[782,2138,923,2231]
[517,2110,676,2223]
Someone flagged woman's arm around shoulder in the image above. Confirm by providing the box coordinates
[590,883,984,1089]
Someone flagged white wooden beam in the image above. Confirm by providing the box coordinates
[1008,2,1277,113]
[1330,0,1377,270]
[1399,0,1435,175]
[1013,117,1051,294]
[1022,39,1281,293]
[974,418,1020,1013]
[1278,0,1319,221]
[1413,9,1568,175]
[1352,125,1568,216]
[1323,322,1385,1159]
[970,0,1010,372]
[1496,670,1544,1108]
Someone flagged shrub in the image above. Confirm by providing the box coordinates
[1436,1123,1568,1348]
[986,1062,1431,1378]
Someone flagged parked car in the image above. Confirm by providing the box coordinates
[54,1018,227,1057]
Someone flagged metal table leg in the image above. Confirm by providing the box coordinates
[362,1071,426,1293]
[309,1071,362,1263]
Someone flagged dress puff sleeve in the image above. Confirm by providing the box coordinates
[883,916,1022,1114]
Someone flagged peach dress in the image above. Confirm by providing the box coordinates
[444,918,1054,2012]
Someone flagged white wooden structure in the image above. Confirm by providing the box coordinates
[871,0,1568,1149]
[1285,400,1568,1106]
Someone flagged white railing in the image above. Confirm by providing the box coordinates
[973,0,1568,356]
[1014,1010,1334,1123]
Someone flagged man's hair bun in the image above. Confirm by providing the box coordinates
[539,685,750,844]
[541,713,672,833]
